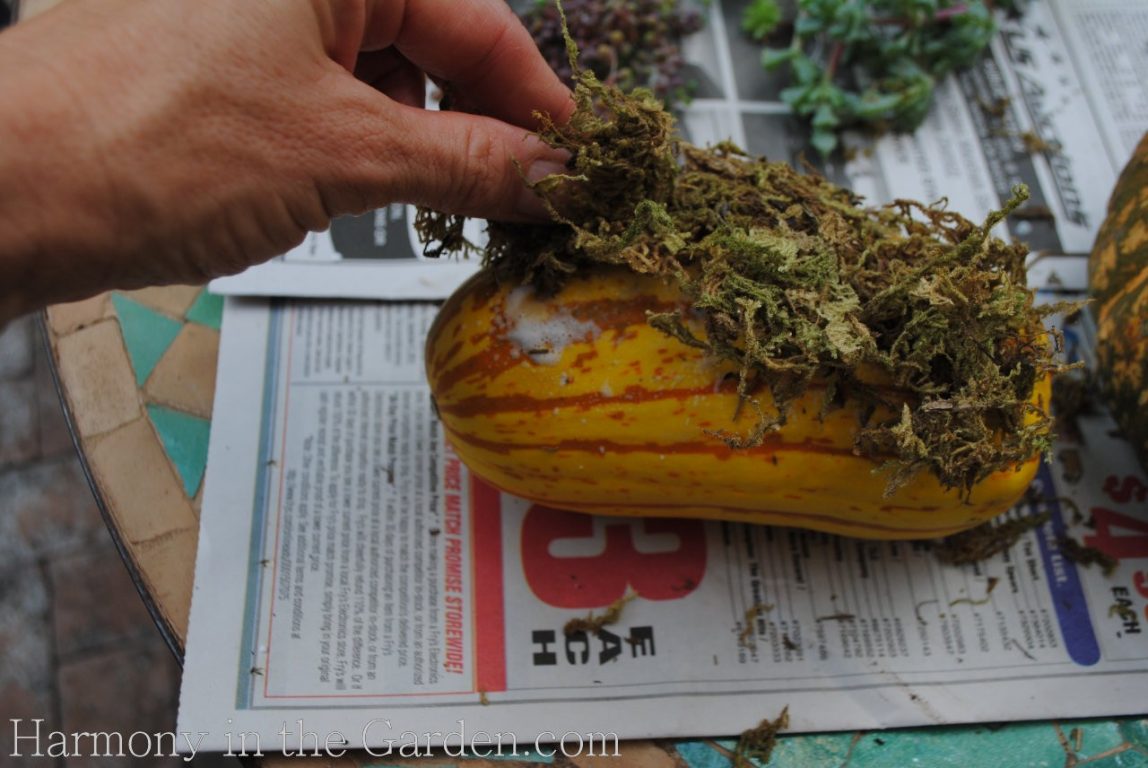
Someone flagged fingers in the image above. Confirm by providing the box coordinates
[382,105,570,222]
[319,81,569,222]
[354,49,426,108]
[363,0,574,128]
[310,0,577,223]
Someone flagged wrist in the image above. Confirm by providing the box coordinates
[0,18,129,320]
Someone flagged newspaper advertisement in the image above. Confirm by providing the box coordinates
[209,0,1145,301]
[178,296,1148,754]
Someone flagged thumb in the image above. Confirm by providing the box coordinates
[320,91,570,223]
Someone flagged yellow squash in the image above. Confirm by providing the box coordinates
[426,268,1047,540]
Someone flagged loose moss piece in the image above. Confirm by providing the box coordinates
[1058,537,1118,577]
[815,612,857,622]
[933,513,1050,565]
[913,598,940,625]
[564,592,635,636]
[737,602,774,649]
[1109,604,1137,624]
[416,12,1071,495]
[1020,130,1059,155]
[978,96,1011,119]
[948,576,1000,608]
[733,707,789,767]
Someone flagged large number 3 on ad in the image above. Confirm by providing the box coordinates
[520,506,707,608]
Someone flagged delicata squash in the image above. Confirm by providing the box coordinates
[418,46,1064,539]
[426,268,1050,540]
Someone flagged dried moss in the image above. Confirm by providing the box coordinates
[1109,603,1137,622]
[738,602,773,649]
[1058,537,1117,577]
[733,707,789,767]
[1051,368,1098,444]
[949,576,999,607]
[933,513,1050,565]
[563,591,635,636]
[416,7,1069,495]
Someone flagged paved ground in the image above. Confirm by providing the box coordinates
[1,314,186,767]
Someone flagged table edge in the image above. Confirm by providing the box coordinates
[38,307,186,663]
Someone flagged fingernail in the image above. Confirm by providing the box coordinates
[525,157,571,184]
[515,155,571,220]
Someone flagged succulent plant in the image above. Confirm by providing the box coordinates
[745,0,1008,156]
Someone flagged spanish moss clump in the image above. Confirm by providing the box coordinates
[416,13,1070,496]
[522,0,703,107]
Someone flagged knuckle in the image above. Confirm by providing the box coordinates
[448,125,508,214]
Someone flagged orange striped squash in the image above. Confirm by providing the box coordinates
[426,267,1046,540]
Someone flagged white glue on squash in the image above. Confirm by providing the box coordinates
[502,285,601,366]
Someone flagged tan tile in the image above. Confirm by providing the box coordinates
[50,536,157,658]
[54,319,141,438]
[132,527,198,647]
[144,323,220,419]
[0,457,104,564]
[85,418,198,546]
[46,294,113,337]
[121,285,204,319]
[58,643,182,768]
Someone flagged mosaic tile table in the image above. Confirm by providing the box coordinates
[41,285,1148,768]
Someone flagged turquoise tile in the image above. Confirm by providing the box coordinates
[1121,719,1148,752]
[674,722,1148,768]
[1062,719,1148,767]
[676,734,853,768]
[835,724,1061,768]
[186,290,224,330]
[769,732,859,767]
[112,294,183,386]
[147,405,210,497]
[676,739,742,768]
[341,722,1148,768]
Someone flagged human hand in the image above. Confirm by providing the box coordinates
[0,0,573,319]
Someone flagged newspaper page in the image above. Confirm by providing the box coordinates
[210,0,1146,300]
[206,204,485,300]
[179,296,1148,755]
